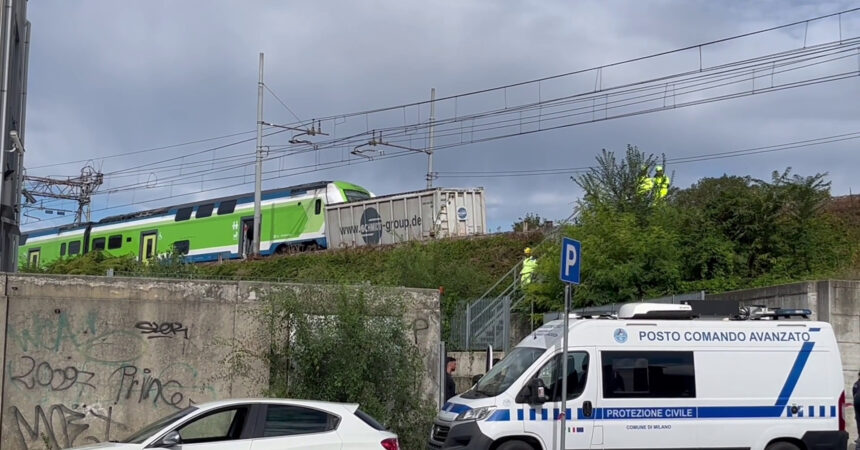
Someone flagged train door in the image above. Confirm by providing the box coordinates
[239,217,254,257]
[140,231,158,262]
[27,248,40,268]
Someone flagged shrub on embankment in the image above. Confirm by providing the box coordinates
[27,232,544,316]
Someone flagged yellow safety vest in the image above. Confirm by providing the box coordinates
[638,177,653,195]
[520,257,537,285]
[653,175,670,199]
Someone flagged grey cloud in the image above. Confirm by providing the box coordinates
[20,0,860,232]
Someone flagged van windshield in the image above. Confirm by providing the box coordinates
[462,347,545,398]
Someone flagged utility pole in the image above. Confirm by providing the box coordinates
[253,52,264,256]
[426,87,435,189]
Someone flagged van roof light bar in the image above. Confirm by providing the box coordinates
[742,305,812,320]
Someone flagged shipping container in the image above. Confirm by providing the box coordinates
[324,188,487,248]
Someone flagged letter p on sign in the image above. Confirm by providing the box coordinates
[559,237,581,284]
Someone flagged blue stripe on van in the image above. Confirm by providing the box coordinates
[775,341,815,407]
[576,405,835,421]
[487,410,510,422]
[444,403,471,414]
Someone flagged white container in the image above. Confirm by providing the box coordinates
[324,188,487,248]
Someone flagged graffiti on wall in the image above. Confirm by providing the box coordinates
[4,311,220,450]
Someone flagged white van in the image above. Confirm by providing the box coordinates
[429,303,849,450]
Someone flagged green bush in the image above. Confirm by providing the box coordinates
[231,286,436,450]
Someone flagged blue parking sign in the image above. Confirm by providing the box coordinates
[559,238,581,284]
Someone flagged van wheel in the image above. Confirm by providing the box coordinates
[765,441,801,450]
[497,440,534,450]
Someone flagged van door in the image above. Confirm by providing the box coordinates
[599,350,698,449]
[521,349,598,450]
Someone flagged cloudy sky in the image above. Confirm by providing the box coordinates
[21,0,860,232]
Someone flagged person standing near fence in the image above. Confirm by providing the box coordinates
[445,356,457,402]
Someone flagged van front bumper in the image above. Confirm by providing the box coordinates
[427,419,493,450]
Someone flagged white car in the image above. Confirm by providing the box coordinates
[71,398,399,450]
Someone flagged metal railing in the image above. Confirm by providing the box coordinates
[447,209,581,351]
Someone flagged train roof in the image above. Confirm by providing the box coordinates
[21,180,368,237]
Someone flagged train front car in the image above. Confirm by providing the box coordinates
[17,180,373,269]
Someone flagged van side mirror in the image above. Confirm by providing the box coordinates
[516,378,550,405]
[159,431,182,447]
[472,374,483,385]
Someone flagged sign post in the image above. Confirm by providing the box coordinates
[559,237,581,450]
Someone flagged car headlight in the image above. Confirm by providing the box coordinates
[455,406,496,421]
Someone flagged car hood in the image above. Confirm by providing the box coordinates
[70,443,141,450]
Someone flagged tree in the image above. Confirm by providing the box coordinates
[572,145,664,216]
[512,213,552,232]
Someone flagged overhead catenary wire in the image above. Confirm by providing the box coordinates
[22,128,860,228]
[265,6,860,127]
[37,18,860,188]
[264,83,303,123]
[28,129,259,171]
[436,131,860,178]
[21,8,860,226]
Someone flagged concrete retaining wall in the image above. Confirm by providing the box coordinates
[0,274,440,450]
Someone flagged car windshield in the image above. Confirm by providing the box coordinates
[122,406,197,444]
[462,347,545,398]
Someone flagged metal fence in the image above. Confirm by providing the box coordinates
[447,209,582,352]
[448,262,521,352]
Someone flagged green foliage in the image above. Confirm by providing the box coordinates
[573,145,664,215]
[521,147,858,311]
[234,287,436,450]
[512,212,552,232]
[23,249,199,278]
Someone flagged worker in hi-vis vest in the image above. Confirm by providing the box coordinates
[652,165,670,199]
[520,247,537,286]
[638,165,653,196]
[638,165,671,200]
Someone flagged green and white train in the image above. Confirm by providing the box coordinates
[19,180,372,268]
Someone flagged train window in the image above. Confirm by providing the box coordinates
[314,199,322,215]
[175,207,193,222]
[173,240,190,255]
[69,241,81,255]
[60,243,67,256]
[344,190,370,202]
[92,237,106,251]
[108,235,123,250]
[196,203,214,219]
[218,199,237,215]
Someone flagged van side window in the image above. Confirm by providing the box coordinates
[534,351,589,401]
[601,351,696,398]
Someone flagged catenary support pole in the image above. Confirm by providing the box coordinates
[253,52,264,256]
[427,87,435,189]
